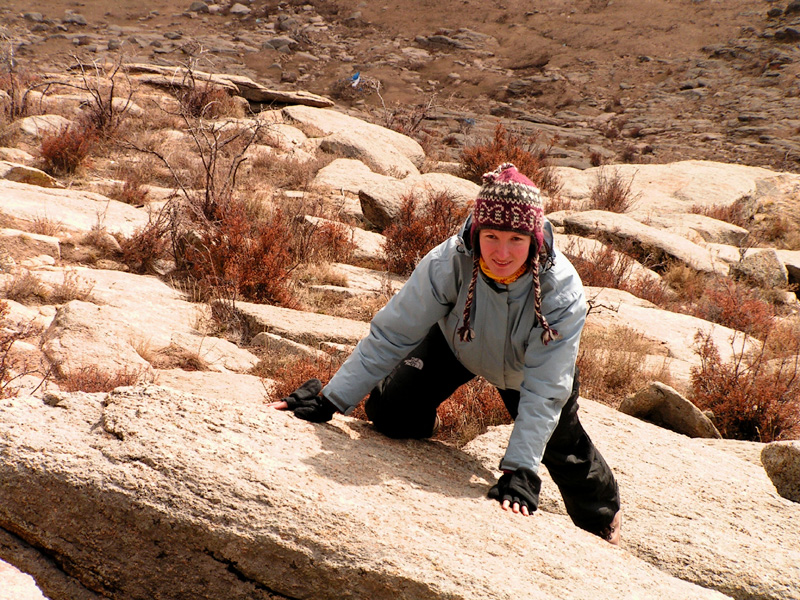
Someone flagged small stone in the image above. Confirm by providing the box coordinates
[761,442,800,503]
[63,12,87,26]
[188,1,210,13]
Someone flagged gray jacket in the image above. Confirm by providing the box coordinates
[322,219,587,474]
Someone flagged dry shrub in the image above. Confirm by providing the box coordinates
[108,169,150,205]
[587,167,639,213]
[149,344,209,371]
[577,325,672,407]
[59,364,146,393]
[460,123,561,197]
[39,124,96,175]
[180,199,299,306]
[48,270,95,304]
[29,216,64,237]
[177,83,240,119]
[1,300,19,399]
[690,199,751,229]
[383,190,470,276]
[690,331,800,442]
[116,205,173,274]
[246,153,332,190]
[3,270,48,304]
[689,278,775,340]
[435,377,512,446]
[301,219,357,266]
[261,354,345,400]
[565,241,670,306]
[544,194,575,213]
[0,68,42,121]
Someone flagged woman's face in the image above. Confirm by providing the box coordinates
[478,229,531,278]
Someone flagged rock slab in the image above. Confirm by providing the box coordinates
[0,386,734,600]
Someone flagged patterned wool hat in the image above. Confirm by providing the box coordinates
[458,163,558,345]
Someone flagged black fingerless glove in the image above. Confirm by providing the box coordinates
[283,378,338,423]
[488,467,542,513]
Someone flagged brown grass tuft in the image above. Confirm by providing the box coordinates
[58,364,147,393]
[577,325,672,407]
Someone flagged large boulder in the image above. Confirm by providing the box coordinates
[282,105,425,177]
[563,210,730,275]
[642,213,750,246]
[358,173,479,231]
[0,179,150,236]
[0,161,62,188]
[0,385,756,600]
[554,161,787,216]
[729,248,790,289]
[761,441,800,503]
[465,399,800,600]
[227,299,371,347]
[38,267,258,377]
[619,381,721,438]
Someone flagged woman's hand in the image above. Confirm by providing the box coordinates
[268,379,338,423]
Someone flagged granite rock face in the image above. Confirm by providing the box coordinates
[0,386,753,600]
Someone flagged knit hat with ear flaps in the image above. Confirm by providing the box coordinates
[457,162,559,345]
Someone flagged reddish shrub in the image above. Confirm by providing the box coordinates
[177,83,238,119]
[689,279,775,339]
[690,200,751,229]
[436,378,512,446]
[39,125,96,175]
[690,332,800,442]
[117,206,172,274]
[460,123,561,197]
[59,365,145,393]
[182,200,298,306]
[383,190,470,276]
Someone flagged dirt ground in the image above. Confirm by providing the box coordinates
[3,0,800,171]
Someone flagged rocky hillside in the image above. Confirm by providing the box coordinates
[2,0,800,172]
[1,2,800,599]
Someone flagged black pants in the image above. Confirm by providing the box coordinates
[364,326,620,535]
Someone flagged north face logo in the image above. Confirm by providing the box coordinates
[404,357,424,370]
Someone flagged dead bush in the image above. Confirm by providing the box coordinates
[3,270,48,304]
[69,58,135,141]
[577,324,672,407]
[108,167,150,205]
[690,331,800,442]
[383,190,470,276]
[435,377,512,446]
[179,199,299,306]
[564,241,670,306]
[587,167,639,213]
[460,123,561,197]
[0,300,33,399]
[0,54,44,122]
[177,81,240,120]
[246,153,333,190]
[688,278,775,340]
[116,204,173,274]
[59,364,147,393]
[48,270,96,304]
[149,344,209,371]
[39,124,96,175]
[690,199,751,229]
[261,354,345,399]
